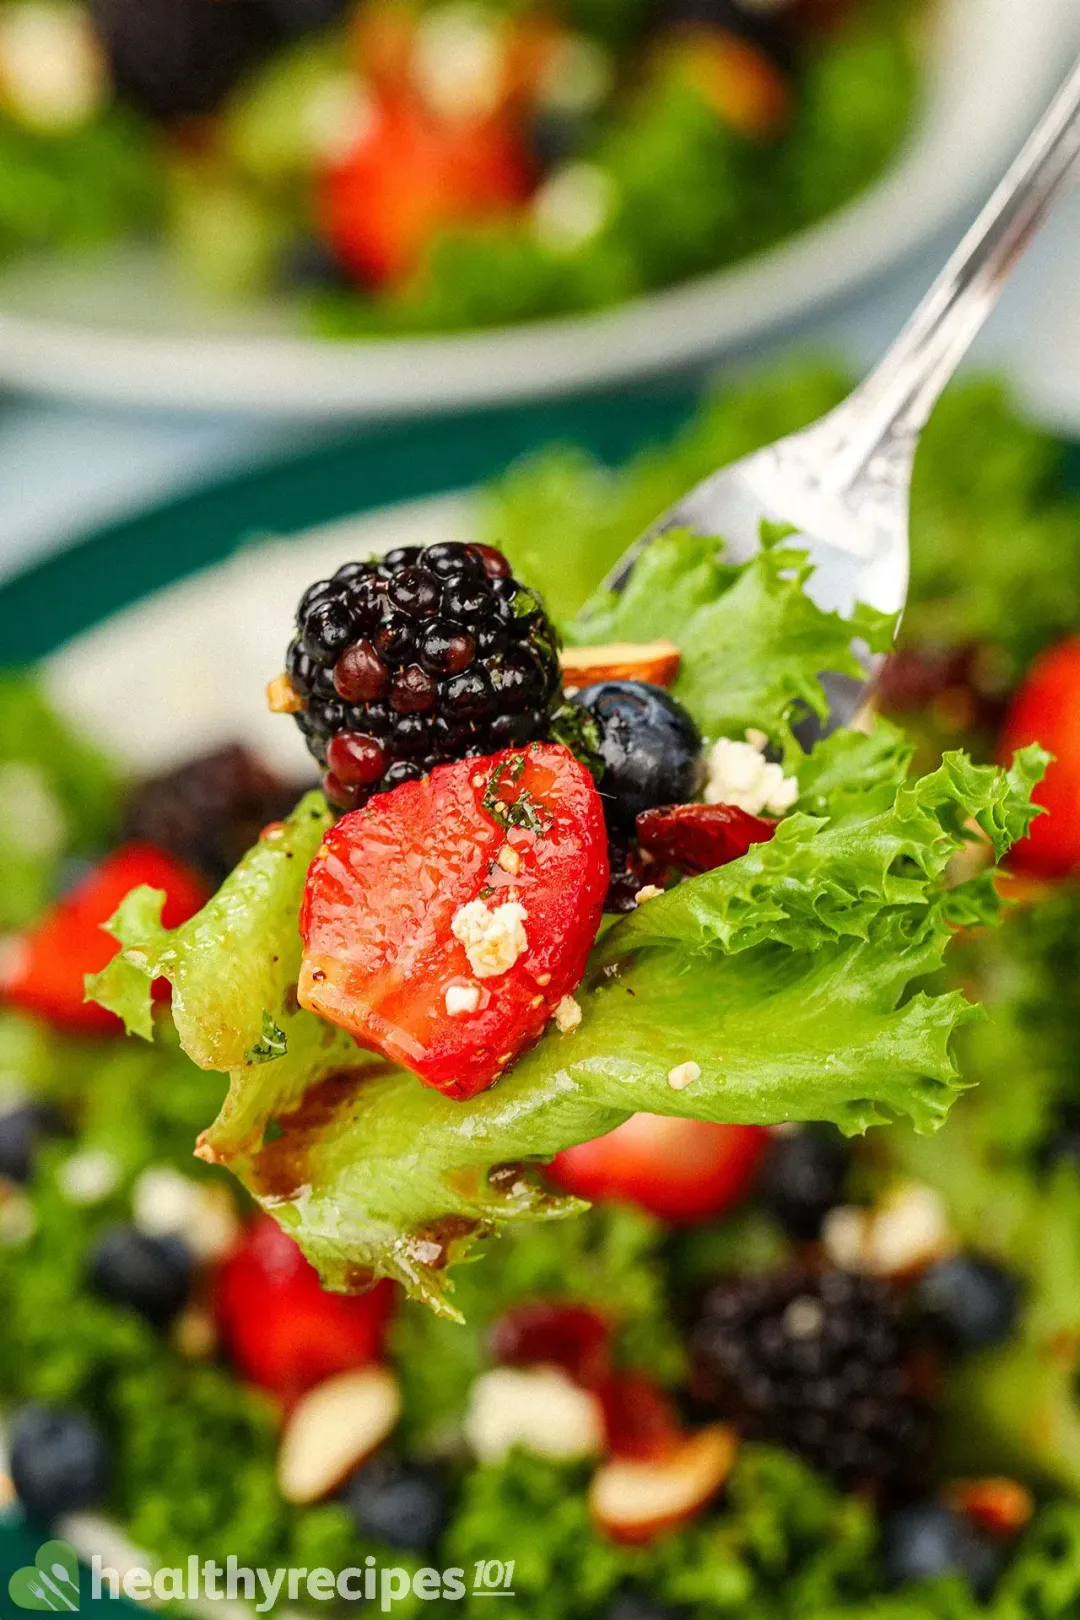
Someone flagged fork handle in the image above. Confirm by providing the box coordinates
[834,52,1080,486]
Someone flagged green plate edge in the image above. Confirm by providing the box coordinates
[0,385,704,665]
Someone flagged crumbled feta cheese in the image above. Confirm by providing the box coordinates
[0,2,106,133]
[532,162,614,254]
[554,995,582,1034]
[451,898,528,979]
[634,884,664,905]
[303,74,376,163]
[133,1166,239,1261]
[413,5,504,121]
[667,1061,701,1091]
[497,844,522,876]
[704,733,798,817]
[464,1367,605,1462]
[59,1149,121,1206]
[445,982,482,1017]
[823,1184,953,1277]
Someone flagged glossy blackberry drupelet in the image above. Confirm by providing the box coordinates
[758,1125,851,1241]
[287,543,562,811]
[9,1404,112,1522]
[342,1454,451,1552]
[88,1226,193,1328]
[882,1503,999,1598]
[89,0,276,120]
[691,1269,924,1490]
[916,1256,1021,1353]
[571,681,703,834]
[122,746,306,885]
[0,1101,65,1184]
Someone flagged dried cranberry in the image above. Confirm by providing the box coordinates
[636,802,775,876]
[489,1301,611,1386]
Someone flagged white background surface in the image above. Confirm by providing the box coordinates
[2,184,1080,589]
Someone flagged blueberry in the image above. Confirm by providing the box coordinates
[9,1405,111,1523]
[88,1226,193,1327]
[571,681,703,832]
[882,1503,999,1598]
[0,1103,64,1184]
[758,1125,850,1240]
[917,1255,1020,1352]
[342,1455,450,1553]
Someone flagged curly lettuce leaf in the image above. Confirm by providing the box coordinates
[88,729,1046,1315]
[568,527,896,756]
[87,792,365,1161]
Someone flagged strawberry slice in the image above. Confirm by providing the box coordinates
[320,93,532,289]
[215,1216,394,1407]
[299,744,609,1100]
[549,1113,770,1224]
[998,636,1080,878]
[636,802,776,876]
[2,843,208,1034]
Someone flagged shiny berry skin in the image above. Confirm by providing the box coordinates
[88,1226,193,1327]
[0,1102,65,1184]
[636,801,775,876]
[9,1404,111,1522]
[326,733,388,788]
[758,1125,850,1240]
[214,1216,394,1406]
[571,682,704,833]
[299,745,609,1098]
[998,637,1080,877]
[549,1114,769,1224]
[882,1504,999,1597]
[916,1256,1021,1352]
[341,1455,451,1553]
[288,547,561,808]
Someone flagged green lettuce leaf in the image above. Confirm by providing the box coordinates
[87,726,1046,1315]
[568,526,896,756]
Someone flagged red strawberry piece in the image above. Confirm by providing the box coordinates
[549,1114,770,1225]
[2,843,208,1034]
[489,1301,611,1387]
[214,1215,394,1407]
[598,1372,683,1460]
[320,93,532,289]
[299,744,609,1100]
[998,636,1080,878]
[636,802,776,877]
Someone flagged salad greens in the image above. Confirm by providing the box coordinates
[87,524,1045,1314]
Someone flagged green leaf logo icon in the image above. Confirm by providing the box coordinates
[8,1541,81,1611]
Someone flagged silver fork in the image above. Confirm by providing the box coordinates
[605,54,1080,728]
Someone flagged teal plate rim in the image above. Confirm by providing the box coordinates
[0,384,705,666]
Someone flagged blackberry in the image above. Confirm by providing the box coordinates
[122,746,306,885]
[89,0,276,121]
[691,1269,926,1491]
[286,544,562,811]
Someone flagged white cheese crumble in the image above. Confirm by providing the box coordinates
[704,732,799,817]
[132,1166,239,1260]
[451,898,528,979]
[532,162,614,254]
[0,1,106,133]
[634,884,664,905]
[667,1061,702,1091]
[823,1183,953,1277]
[445,982,482,1017]
[59,1149,121,1206]
[554,995,582,1034]
[464,1367,605,1463]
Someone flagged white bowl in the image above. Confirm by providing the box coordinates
[0,0,1074,417]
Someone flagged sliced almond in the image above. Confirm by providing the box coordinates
[277,1365,401,1504]
[589,1424,737,1544]
[561,640,681,691]
[946,1477,1034,1539]
[267,673,304,715]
